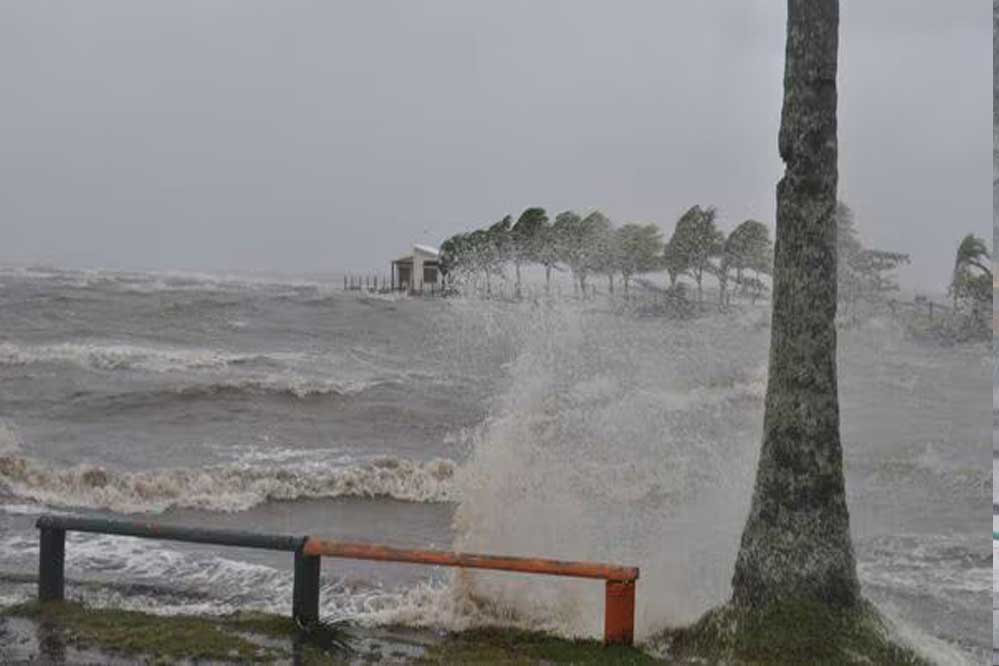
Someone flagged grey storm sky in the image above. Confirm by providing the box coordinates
[0,1,990,291]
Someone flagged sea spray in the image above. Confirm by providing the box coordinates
[439,298,771,639]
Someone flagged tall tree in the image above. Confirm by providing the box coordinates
[950,234,992,321]
[668,205,724,301]
[950,233,991,299]
[585,213,619,294]
[661,235,688,288]
[834,203,865,312]
[616,223,665,293]
[534,222,561,293]
[552,210,612,294]
[725,220,773,299]
[552,211,586,293]
[487,215,513,266]
[439,233,469,288]
[464,217,511,296]
[833,202,909,316]
[511,208,548,297]
[732,0,860,610]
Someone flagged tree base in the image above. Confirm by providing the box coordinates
[648,598,930,665]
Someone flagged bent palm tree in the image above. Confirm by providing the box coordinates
[950,234,991,307]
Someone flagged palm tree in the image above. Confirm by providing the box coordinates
[732,0,860,610]
[950,234,991,305]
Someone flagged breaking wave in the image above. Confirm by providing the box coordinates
[0,265,339,294]
[81,377,387,411]
[0,342,413,400]
[0,454,457,513]
[438,301,773,640]
[166,377,385,400]
[0,341,286,373]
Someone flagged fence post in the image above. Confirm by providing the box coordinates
[603,579,635,646]
[38,526,66,602]
[292,547,321,626]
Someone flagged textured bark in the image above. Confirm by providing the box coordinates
[731,0,860,609]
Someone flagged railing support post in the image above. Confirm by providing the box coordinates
[38,526,66,602]
[604,579,635,646]
[292,547,321,626]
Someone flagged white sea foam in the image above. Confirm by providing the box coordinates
[0,453,457,513]
[0,342,408,398]
[0,341,271,373]
[167,374,382,399]
[858,534,991,596]
[0,265,341,293]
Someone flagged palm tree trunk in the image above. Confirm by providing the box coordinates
[732,0,860,610]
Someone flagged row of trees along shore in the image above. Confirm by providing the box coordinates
[439,206,771,302]
[438,201,946,310]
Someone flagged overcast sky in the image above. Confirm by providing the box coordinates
[0,1,990,291]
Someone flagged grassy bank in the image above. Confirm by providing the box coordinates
[1,601,662,665]
[3,599,935,664]
[3,601,320,664]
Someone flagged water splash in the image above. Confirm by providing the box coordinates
[437,299,770,639]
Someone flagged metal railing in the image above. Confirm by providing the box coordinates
[34,515,639,645]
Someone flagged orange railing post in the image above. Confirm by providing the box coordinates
[604,579,636,645]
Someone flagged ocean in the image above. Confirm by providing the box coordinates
[0,265,989,663]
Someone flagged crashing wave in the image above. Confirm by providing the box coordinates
[84,377,386,408]
[168,377,379,399]
[0,341,284,373]
[0,342,406,399]
[0,454,457,513]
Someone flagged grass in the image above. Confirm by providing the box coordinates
[4,601,663,664]
[650,599,932,666]
[414,627,664,665]
[2,601,345,664]
[4,598,933,665]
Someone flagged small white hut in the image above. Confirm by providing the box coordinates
[390,244,441,293]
